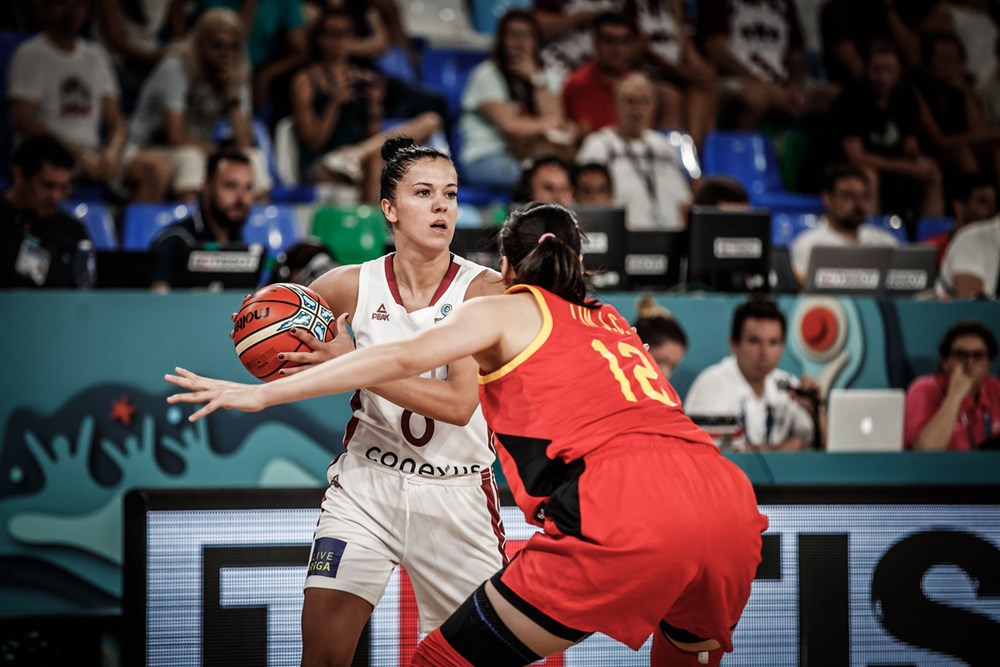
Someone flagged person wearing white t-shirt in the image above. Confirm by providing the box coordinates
[790,163,900,286]
[576,71,692,229]
[685,297,824,451]
[939,215,1000,300]
[8,0,170,201]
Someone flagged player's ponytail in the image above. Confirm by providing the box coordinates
[498,203,598,308]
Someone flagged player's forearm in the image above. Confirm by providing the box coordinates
[368,376,479,425]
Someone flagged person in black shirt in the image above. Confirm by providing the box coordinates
[150,149,254,289]
[1,134,91,288]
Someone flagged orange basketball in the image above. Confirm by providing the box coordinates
[232,283,335,381]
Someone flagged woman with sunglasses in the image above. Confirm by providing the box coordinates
[905,319,1000,450]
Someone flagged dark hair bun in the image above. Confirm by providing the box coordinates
[381,135,416,162]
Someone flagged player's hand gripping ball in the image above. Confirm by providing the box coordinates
[232,283,335,381]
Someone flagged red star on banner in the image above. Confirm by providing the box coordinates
[110,395,137,426]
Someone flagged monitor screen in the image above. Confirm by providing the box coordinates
[572,205,628,290]
[450,227,500,271]
[803,246,893,295]
[625,230,688,290]
[94,250,156,288]
[173,243,265,289]
[687,207,771,292]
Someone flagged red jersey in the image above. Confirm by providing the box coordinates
[478,285,715,524]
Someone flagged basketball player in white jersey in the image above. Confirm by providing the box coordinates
[278,136,507,667]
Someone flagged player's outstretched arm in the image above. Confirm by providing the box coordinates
[166,296,508,422]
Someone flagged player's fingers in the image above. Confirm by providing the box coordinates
[188,400,219,422]
[279,351,312,364]
[335,313,350,335]
[278,365,308,377]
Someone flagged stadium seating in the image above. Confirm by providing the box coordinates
[64,201,117,250]
[376,45,418,83]
[243,204,304,258]
[916,217,954,241]
[867,214,909,243]
[122,202,195,250]
[311,205,388,264]
[399,0,484,47]
[420,46,488,120]
[471,0,533,36]
[456,203,483,228]
[772,212,820,248]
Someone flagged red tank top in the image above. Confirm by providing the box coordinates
[478,285,715,523]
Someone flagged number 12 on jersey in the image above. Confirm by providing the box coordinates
[591,339,678,407]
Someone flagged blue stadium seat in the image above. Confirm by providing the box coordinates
[64,201,117,250]
[376,45,417,83]
[472,0,533,35]
[916,217,954,241]
[212,116,282,188]
[702,131,784,196]
[755,191,823,215]
[421,47,488,120]
[867,214,909,243]
[122,202,195,250]
[450,127,511,207]
[243,204,303,258]
[456,203,483,228]
[772,212,820,247]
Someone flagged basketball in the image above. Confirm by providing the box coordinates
[232,283,335,381]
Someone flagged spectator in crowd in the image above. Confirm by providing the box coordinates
[572,162,613,205]
[533,0,625,90]
[1,135,91,288]
[790,164,899,286]
[633,293,687,381]
[561,12,636,137]
[828,41,945,228]
[270,238,337,285]
[150,150,255,290]
[912,31,1000,188]
[8,0,168,201]
[937,0,999,91]
[697,0,809,129]
[685,297,824,451]
[692,175,750,210]
[978,34,1000,127]
[634,0,717,148]
[905,319,1000,450]
[92,0,188,110]
[290,8,442,202]
[938,212,1000,299]
[819,0,921,89]
[923,174,996,266]
[458,9,577,189]
[576,72,692,229]
[315,0,450,137]
[511,153,574,206]
[128,8,272,202]
[201,0,308,112]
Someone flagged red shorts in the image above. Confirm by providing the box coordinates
[495,437,767,651]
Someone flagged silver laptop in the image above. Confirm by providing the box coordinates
[826,389,905,452]
[885,246,938,295]
[804,246,893,295]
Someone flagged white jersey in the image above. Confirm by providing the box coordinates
[346,253,495,477]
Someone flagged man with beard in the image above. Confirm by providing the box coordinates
[790,163,900,287]
[150,150,255,290]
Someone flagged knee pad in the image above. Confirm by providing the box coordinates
[650,621,725,667]
[437,583,541,667]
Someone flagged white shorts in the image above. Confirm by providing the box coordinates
[306,450,507,632]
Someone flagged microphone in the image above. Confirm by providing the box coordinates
[777,378,820,400]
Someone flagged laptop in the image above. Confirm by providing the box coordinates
[172,242,265,289]
[94,250,156,288]
[625,230,688,290]
[573,205,628,290]
[769,246,799,294]
[826,389,905,452]
[687,207,772,292]
[885,245,938,295]
[803,246,893,295]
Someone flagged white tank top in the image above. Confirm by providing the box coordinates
[345,254,496,477]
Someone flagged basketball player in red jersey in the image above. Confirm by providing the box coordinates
[167,202,768,666]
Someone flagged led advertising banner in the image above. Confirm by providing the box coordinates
[124,487,1000,666]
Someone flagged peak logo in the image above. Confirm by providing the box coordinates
[372,304,390,321]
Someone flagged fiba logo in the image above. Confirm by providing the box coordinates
[434,303,453,323]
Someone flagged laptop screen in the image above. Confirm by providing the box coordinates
[625,230,688,290]
[885,246,938,295]
[172,243,265,289]
[687,207,772,292]
[572,205,628,290]
[803,246,893,295]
